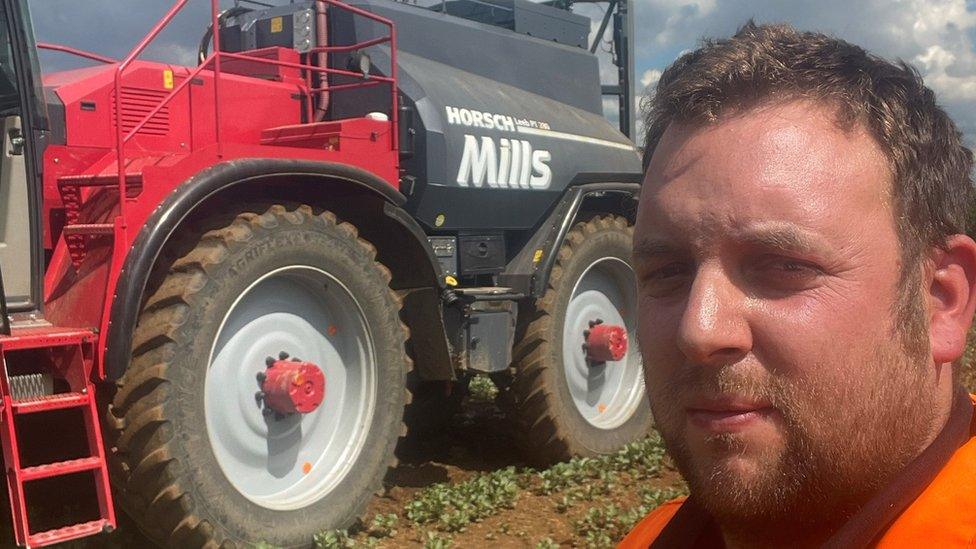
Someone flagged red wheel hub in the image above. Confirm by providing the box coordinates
[261,358,326,414]
[585,322,628,362]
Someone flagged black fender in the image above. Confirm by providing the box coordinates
[104,158,442,381]
[498,182,640,297]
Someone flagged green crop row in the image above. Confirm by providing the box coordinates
[300,432,679,549]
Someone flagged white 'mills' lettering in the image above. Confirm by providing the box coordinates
[456,135,551,189]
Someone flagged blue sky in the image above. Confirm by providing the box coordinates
[26,0,976,146]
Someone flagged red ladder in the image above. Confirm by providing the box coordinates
[58,171,140,269]
[0,327,116,547]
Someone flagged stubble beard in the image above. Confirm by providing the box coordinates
[647,290,939,542]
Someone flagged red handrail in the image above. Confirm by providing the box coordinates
[317,0,399,152]
[122,54,215,141]
[36,42,116,65]
[209,0,223,156]
[311,80,385,93]
[114,0,192,222]
[112,0,399,210]
[219,51,396,82]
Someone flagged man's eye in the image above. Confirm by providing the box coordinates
[773,259,820,275]
[748,256,823,292]
[638,262,692,297]
[771,260,810,273]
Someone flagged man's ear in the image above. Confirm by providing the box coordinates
[928,234,976,364]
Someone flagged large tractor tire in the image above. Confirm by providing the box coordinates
[509,215,651,465]
[105,204,410,547]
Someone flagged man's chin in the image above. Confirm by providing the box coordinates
[678,428,791,512]
[685,452,793,523]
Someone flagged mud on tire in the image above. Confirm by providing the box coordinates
[508,214,652,466]
[104,204,410,547]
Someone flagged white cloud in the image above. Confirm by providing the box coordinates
[633,69,662,143]
[646,0,718,47]
[632,0,976,144]
[640,68,662,90]
[914,45,976,102]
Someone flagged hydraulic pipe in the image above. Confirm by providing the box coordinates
[314,0,330,122]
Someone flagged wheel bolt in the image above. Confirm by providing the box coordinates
[583,329,590,337]
[279,351,290,360]
[265,356,276,367]
[254,391,264,402]
[256,371,267,383]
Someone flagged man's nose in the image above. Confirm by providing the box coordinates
[676,265,752,366]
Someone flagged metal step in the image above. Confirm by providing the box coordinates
[27,519,110,548]
[20,456,102,481]
[1,326,93,351]
[8,374,53,401]
[454,286,525,301]
[11,392,89,414]
[455,286,513,295]
[62,223,114,236]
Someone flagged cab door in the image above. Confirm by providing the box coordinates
[0,0,47,322]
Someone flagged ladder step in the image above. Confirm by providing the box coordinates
[28,519,110,547]
[1,326,93,351]
[20,456,102,481]
[8,373,53,401]
[63,223,114,236]
[11,392,89,414]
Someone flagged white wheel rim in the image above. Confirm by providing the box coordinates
[205,265,377,510]
[561,257,644,430]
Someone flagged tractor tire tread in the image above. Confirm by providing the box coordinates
[106,203,410,548]
[508,215,640,465]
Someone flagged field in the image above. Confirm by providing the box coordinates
[1,332,974,548]
[303,330,976,549]
[305,394,686,549]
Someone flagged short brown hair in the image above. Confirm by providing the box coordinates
[642,21,974,265]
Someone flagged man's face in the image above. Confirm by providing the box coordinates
[635,100,939,528]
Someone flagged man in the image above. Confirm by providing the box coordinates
[623,22,976,548]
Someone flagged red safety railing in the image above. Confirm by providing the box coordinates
[108,0,398,220]
[36,42,117,65]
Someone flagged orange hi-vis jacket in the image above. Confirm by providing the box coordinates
[620,394,976,548]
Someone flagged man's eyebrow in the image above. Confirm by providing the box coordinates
[735,225,824,254]
[632,238,680,259]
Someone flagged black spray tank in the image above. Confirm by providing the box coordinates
[327,0,642,231]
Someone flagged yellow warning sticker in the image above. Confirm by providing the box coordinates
[270,16,284,33]
[445,275,458,286]
[162,69,174,90]
[533,249,544,263]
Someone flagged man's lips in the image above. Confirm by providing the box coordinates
[686,398,775,433]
